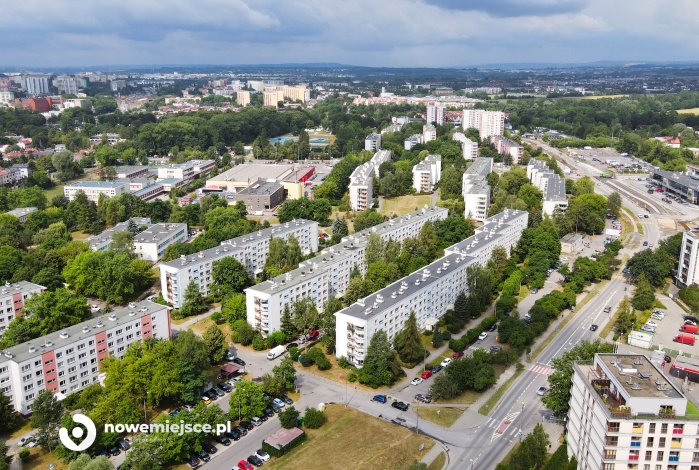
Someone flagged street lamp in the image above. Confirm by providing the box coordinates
[469,459,474,470]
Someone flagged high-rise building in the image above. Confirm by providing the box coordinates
[247,80,265,92]
[463,158,493,221]
[263,89,285,107]
[462,109,505,139]
[53,75,81,95]
[0,91,14,104]
[492,136,524,164]
[348,150,391,211]
[335,209,528,367]
[237,90,251,107]
[453,132,478,160]
[423,124,437,143]
[677,230,699,287]
[426,105,445,125]
[0,281,45,337]
[527,159,568,216]
[23,76,49,95]
[412,154,442,193]
[568,353,699,470]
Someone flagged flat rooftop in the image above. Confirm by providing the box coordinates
[134,223,186,244]
[208,164,293,184]
[0,281,43,297]
[238,180,283,195]
[5,207,37,218]
[596,354,683,400]
[465,157,493,177]
[88,217,152,249]
[544,175,567,201]
[652,169,699,192]
[0,301,169,365]
[65,181,128,188]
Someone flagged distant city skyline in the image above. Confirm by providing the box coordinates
[1,0,698,68]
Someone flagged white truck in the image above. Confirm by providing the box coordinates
[267,345,286,360]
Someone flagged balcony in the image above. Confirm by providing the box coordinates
[628,455,639,461]
[673,428,684,435]
[671,441,681,449]
[632,426,643,434]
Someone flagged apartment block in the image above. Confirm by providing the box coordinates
[365,134,382,151]
[0,301,170,414]
[5,207,38,223]
[247,81,265,92]
[0,91,14,104]
[23,76,49,95]
[426,105,445,125]
[492,136,524,164]
[462,109,505,139]
[160,220,319,308]
[64,181,129,202]
[283,85,309,103]
[87,217,152,252]
[423,124,437,143]
[133,223,187,262]
[245,207,449,337]
[348,150,392,211]
[412,154,442,193]
[335,209,528,367]
[568,353,699,470]
[381,123,403,135]
[155,160,215,184]
[0,281,45,337]
[527,159,568,216]
[237,90,251,107]
[453,132,479,160]
[263,89,285,107]
[405,134,424,150]
[676,230,699,287]
[462,157,494,222]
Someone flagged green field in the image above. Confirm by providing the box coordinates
[380,195,433,217]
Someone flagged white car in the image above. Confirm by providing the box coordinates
[411,377,423,386]
[645,321,658,328]
[17,434,35,447]
[638,213,644,218]
[478,332,488,341]
[256,450,271,462]
[641,326,656,333]
[441,358,452,367]
[90,305,101,312]
[559,257,569,261]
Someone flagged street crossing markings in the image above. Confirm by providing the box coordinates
[529,364,553,376]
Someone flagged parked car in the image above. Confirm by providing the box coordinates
[431,365,443,374]
[202,443,217,454]
[237,460,254,470]
[452,351,464,359]
[212,387,225,397]
[218,382,233,392]
[116,439,131,451]
[685,319,697,326]
[478,332,488,340]
[232,357,246,366]
[263,408,276,418]
[91,305,101,312]
[233,425,248,436]
[225,351,236,361]
[18,434,36,447]
[306,329,320,340]
[240,420,255,431]
[531,288,538,294]
[372,394,387,403]
[250,417,263,426]
[109,448,121,457]
[255,450,271,462]
[411,377,423,386]
[223,430,240,441]
[272,398,286,408]
[286,342,298,351]
[421,370,433,379]
[247,455,264,467]
[392,401,409,411]
[213,434,232,446]
[643,241,649,246]
[279,395,294,405]
[490,345,502,352]
[270,402,283,413]
[488,323,498,332]
[645,321,658,328]
[196,450,210,462]
[185,455,200,468]
[415,394,432,403]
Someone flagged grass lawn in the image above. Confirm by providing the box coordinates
[248,215,280,225]
[330,206,354,233]
[292,354,389,393]
[3,418,33,440]
[23,448,67,470]
[380,195,432,217]
[189,317,233,342]
[267,405,433,470]
[415,406,465,427]
[677,108,699,114]
[579,94,630,100]
[687,400,699,417]
[427,452,446,470]
[43,184,65,200]
[70,230,92,241]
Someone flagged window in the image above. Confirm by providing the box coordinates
[659,438,666,447]
[657,451,664,461]
[649,423,656,433]
[605,450,617,459]
[647,437,654,447]
[608,422,620,433]
[661,424,669,434]
[645,451,652,461]
[607,436,619,446]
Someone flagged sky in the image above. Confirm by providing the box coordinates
[2,0,699,68]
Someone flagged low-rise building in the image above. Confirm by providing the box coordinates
[0,301,171,414]
[335,209,528,367]
[156,160,215,184]
[381,123,403,134]
[0,281,45,337]
[650,169,699,205]
[404,134,423,150]
[231,180,285,212]
[423,124,437,143]
[64,181,129,202]
[527,159,568,216]
[412,154,442,193]
[560,233,584,254]
[462,158,493,222]
[116,166,150,179]
[133,223,188,262]
[5,207,37,223]
[160,220,319,308]
[87,218,152,252]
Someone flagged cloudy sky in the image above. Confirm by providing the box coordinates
[2,0,699,68]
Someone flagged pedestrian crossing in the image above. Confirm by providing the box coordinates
[529,364,553,376]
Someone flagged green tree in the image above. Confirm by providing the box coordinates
[122,434,165,470]
[544,339,614,418]
[632,273,656,311]
[31,390,64,451]
[438,166,464,200]
[68,454,114,470]
[232,319,256,346]
[344,277,375,305]
[173,331,209,403]
[228,380,267,420]
[0,442,10,470]
[303,407,326,429]
[358,330,403,388]
[222,293,247,324]
[202,324,227,364]
[574,176,596,195]
[273,356,297,390]
[353,209,384,232]
[509,424,549,470]
[0,393,18,431]
[395,311,424,363]
[211,257,252,299]
[280,304,297,342]
[180,281,207,318]
[109,231,134,253]
[278,405,300,429]
[331,217,349,236]
[606,191,622,217]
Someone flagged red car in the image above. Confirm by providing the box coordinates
[307,329,320,340]
[452,351,464,359]
[237,461,254,470]
[421,370,433,380]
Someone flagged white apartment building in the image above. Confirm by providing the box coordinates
[348,150,392,211]
[492,136,524,164]
[462,109,505,140]
[0,301,170,414]
[246,207,449,337]
[453,132,478,160]
[264,89,285,107]
[0,281,45,337]
[5,207,38,223]
[133,223,187,262]
[365,134,382,151]
[423,124,437,143]
[463,157,494,222]
[247,80,265,92]
[568,353,699,470]
[237,90,251,107]
[405,134,424,150]
[426,105,445,125]
[88,217,152,252]
[677,230,699,287]
[64,181,129,202]
[0,92,14,104]
[23,76,49,95]
[53,75,81,95]
[527,159,568,216]
[160,220,319,308]
[335,209,528,367]
[412,154,442,193]
[156,160,215,184]
[381,123,403,135]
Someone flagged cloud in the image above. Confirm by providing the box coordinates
[420,0,587,17]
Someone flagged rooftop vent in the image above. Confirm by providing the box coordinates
[82,326,90,333]
[3,352,13,359]
[60,331,69,339]
[28,345,35,353]
[108,314,117,321]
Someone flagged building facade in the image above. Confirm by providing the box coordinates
[160,220,319,308]
[423,124,437,143]
[527,159,568,216]
[133,223,188,262]
[231,180,285,212]
[462,157,493,222]
[64,181,129,202]
[155,160,215,184]
[412,154,442,193]
[677,230,699,287]
[568,353,699,470]
[335,209,528,367]
[405,134,424,150]
[245,207,449,337]
[348,150,391,211]
[462,109,505,140]
[0,281,45,338]
[237,90,251,107]
[365,134,382,151]
[5,207,38,223]
[0,301,170,414]
[453,132,478,160]
[426,105,445,125]
[87,217,153,252]
[492,136,524,164]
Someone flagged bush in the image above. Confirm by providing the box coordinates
[19,449,30,462]
[63,391,81,410]
[348,372,358,382]
[299,354,314,367]
[303,407,326,429]
[307,347,324,363]
[289,347,301,361]
[441,331,452,341]
[447,323,462,334]
[432,331,443,348]
[316,356,331,370]
[422,330,433,336]
[279,406,300,429]
[337,356,350,368]
[252,335,267,351]
[267,331,285,348]
[210,311,223,323]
